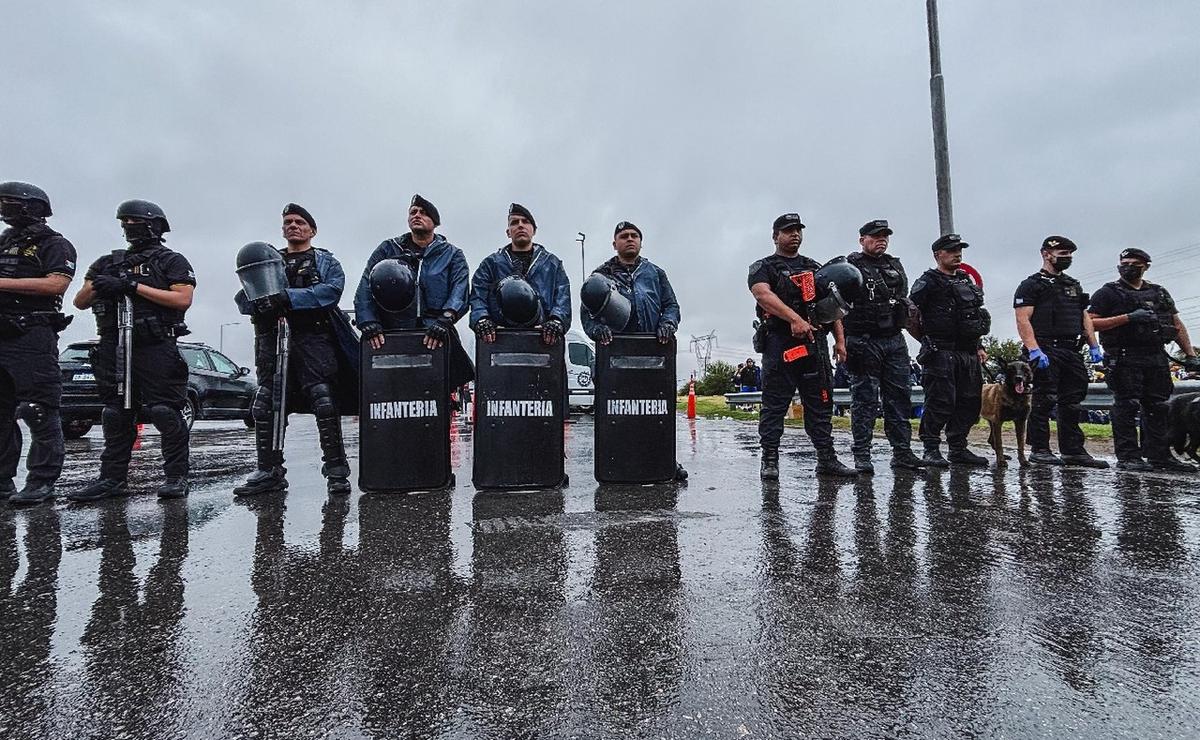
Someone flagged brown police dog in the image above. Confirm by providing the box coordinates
[980,360,1033,465]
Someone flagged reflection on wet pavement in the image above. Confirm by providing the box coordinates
[2,416,1199,738]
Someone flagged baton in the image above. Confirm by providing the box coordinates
[111,249,134,410]
[272,315,290,451]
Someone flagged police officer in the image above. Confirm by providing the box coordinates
[1088,248,1200,472]
[909,234,991,467]
[1013,235,1107,468]
[581,221,680,345]
[749,213,856,480]
[842,219,925,474]
[470,203,571,344]
[0,182,76,505]
[234,204,361,497]
[71,200,195,500]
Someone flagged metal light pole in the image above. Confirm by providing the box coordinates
[219,322,240,354]
[576,232,587,282]
[926,0,955,235]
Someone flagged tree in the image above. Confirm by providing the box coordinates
[679,359,738,396]
[982,335,1023,365]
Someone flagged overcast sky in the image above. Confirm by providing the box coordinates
[5,1,1199,373]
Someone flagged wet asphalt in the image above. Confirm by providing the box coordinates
[2,415,1200,739]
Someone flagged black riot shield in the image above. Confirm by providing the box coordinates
[473,329,567,490]
[359,330,452,492]
[594,335,677,483]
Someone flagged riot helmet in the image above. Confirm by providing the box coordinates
[235,242,288,301]
[0,181,52,221]
[497,275,544,327]
[580,273,632,331]
[811,258,864,325]
[369,259,417,313]
[116,199,170,243]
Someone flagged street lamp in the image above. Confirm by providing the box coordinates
[576,232,586,282]
[219,322,240,354]
[926,0,955,235]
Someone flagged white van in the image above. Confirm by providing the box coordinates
[566,329,596,412]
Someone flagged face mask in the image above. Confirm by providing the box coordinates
[1118,263,1145,282]
[0,200,33,224]
[1053,255,1073,271]
[121,220,159,244]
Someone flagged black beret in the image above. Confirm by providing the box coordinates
[410,194,440,226]
[1041,235,1077,252]
[1119,247,1152,263]
[932,233,968,251]
[508,203,536,229]
[860,219,893,237]
[772,213,805,232]
[614,221,642,239]
[282,203,316,230]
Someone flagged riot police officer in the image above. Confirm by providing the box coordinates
[1013,235,1108,468]
[909,233,991,467]
[1088,248,1200,472]
[842,219,925,474]
[749,213,856,480]
[71,200,195,500]
[234,204,361,497]
[470,203,572,344]
[581,221,681,345]
[0,181,76,505]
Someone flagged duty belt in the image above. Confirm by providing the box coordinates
[1037,337,1082,349]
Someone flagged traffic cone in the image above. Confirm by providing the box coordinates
[133,423,144,450]
[687,377,697,419]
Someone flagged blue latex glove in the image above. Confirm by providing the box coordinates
[1029,347,1050,369]
[1088,345,1104,363]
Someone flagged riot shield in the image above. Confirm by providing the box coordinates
[593,335,677,483]
[359,330,452,492]
[473,329,567,489]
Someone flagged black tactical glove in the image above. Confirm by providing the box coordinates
[253,293,290,317]
[93,274,137,298]
[593,324,613,345]
[1127,308,1157,324]
[359,321,384,341]
[1184,355,1200,372]
[425,315,454,344]
[474,317,497,342]
[656,320,677,343]
[541,317,565,345]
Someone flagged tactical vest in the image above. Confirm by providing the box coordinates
[758,254,822,332]
[0,225,66,313]
[1027,272,1086,340]
[918,269,990,347]
[1096,280,1178,350]
[280,248,329,332]
[843,253,905,336]
[92,244,189,338]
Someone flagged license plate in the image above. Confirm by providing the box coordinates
[73,372,95,381]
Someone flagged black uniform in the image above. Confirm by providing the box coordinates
[0,223,76,493]
[749,254,836,455]
[85,243,194,482]
[910,268,989,455]
[1088,279,1178,464]
[1013,270,1091,455]
[843,251,915,463]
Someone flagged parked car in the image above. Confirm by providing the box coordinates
[566,329,595,412]
[59,340,257,438]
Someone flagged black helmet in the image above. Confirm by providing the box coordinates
[235,242,287,301]
[580,273,631,331]
[0,181,52,219]
[811,258,864,325]
[369,259,417,313]
[497,275,544,327]
[116,199,171,234]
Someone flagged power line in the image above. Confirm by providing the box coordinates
[689,331,717,375]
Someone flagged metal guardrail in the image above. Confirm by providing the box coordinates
[725,380,1200,412]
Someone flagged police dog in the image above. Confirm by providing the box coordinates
[1167,392,1200,463]
[980,360,1033,465]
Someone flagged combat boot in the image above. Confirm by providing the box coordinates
[68,478,128,503]
[234,468,288,497]
[948,449,990,467]
[891,449,927,471]
[156,477,190,499]
[1029,449,1064,465]
[816,450,859,478]
[1116,459,1154,472]
[853,454,875,475]
[0,479,15,500]
[323,462,352,496]
[922,446,951,468]
[760,447,779,481]
[1148,457,1198,474]
[673,463,689,481]
[1059,452,1109,469]
[10,481,55,505]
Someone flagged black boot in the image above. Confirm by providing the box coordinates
[324,462,352,495]
[853,455,875,475]
[234,467,288,497]
[673,463,689,481]
[316,414,351,495]
[890,449,927,471]
[1059,452,1109,469]
[157,477,190,499]
[68,478,128,503]
[1116,458,1155,472]
[922,446,951,468]
[948,448,990,467]
[816,449,859,478]
[0,479,15,500]
[1148,457,1198,473]
[1029,449,1064,465]
[10,481,55,505]
[760,446,779,481]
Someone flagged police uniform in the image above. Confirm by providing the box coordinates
[82,234,194,495]
[842,220,924,472]
[749,216,855,479]
[1088,248,1192,471]
[1012,236,1104,466]
[909,234,990,466]
[0,184,76,504]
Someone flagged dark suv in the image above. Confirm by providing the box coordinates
[59,340,258,438]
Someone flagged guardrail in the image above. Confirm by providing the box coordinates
[725,380,1200,413]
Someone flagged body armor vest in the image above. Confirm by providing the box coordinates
[918,269,990,346]
[1096,280,1178,350]
[0,225,66,313]
[92,244,188,337]
[764,255,822,332]
[1027,271,1087,340]
[843,252,905,336]
[282,249,327,332]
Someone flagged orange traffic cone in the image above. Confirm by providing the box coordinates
[133,423,144,450]
[687,377,697,419]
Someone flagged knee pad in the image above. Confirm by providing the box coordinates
[15,401,48,426]
[101,404,133,432]
[148,404,184,433]
[252,385,273,423]
[308,383,336,419]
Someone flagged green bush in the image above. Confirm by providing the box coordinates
[679,359,738,396]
